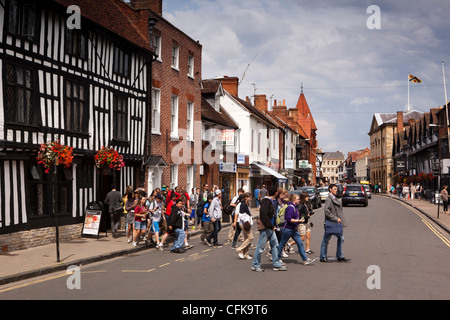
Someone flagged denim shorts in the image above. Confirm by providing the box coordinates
[134,220,147,230]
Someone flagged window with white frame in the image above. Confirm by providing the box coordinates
[187,53,194,78]
[251,129,254,153]
[187,101,194,140]
[171,95,178,137]
[171,43,179,70]
[151,88,160,134]
[153,33,161,60]
[170,164,178,189]
[186,165,193,193]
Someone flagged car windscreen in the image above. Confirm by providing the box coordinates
[346,186,362,191]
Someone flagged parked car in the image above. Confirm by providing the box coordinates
[318,187,329,202]
[342,184,368,207]
[362,185,371,199]
[296,186,322,209]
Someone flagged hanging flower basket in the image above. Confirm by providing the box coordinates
[94,146,125,172]
[36,140,74,173]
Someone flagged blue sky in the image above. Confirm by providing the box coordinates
[162,0,450,156]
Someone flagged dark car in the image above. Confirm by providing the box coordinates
[362,185,371,199]
[296,186,322,209]
[342,184,368,207]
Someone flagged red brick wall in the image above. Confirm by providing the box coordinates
[150,11,202,190]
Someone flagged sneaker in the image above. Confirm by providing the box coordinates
[304,258,316,265]
[287,244,295,253]
[273,265,288,271]
[156,243,163,251]
[281,250,289,258]
[305,249,314,254]
[184,244,193,250]
[279,259,287,267]
[251,266,264,272]
[132,241,137,247]
[213,243,223,248]
[266,252,272,261]
[238,252,245,259]
[245,255,252,260]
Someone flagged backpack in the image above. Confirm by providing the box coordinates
[223,197,239,215]
[276,204,290,225]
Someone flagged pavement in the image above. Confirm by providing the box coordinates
[1,197,449,287]
[0,216,237,286]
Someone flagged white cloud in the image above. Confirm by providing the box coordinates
[163,0,450,155]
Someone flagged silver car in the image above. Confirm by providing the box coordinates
[318,187,329,202]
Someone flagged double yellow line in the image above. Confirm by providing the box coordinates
[401,202,450,248]
[421,218,450,248]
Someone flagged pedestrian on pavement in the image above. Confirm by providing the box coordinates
[206,189,223,247]
[168,198,187,253]
[402,184,409,199]
[254,185,260,209]
[396,183,402,199]
[320,184,351,263]
[298,191,314,255]
[200,195,214,246]
[277,193,315,266]
[236,192,254,260]
[416,184,422,200]
[251,186,287,272]
[125,191,138,243]
[258,184,268,203]
[189,187,199,227]
[441,185,449,214]
[410,184,416,200]
[104,183,123,238]
[133,196,148,247]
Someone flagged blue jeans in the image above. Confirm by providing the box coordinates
[320,232,344,259]
[207,219,221,244]
[278,227,308,262]
[252,228,282,268]
[171,228,186,251]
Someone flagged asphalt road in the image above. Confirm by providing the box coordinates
[1,195,449,301]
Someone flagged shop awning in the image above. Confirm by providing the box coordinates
[251,162,288,183]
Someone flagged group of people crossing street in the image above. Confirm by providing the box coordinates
[104,182,351,270]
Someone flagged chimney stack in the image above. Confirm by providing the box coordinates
[130,0,162,15]
[220,76,239,97]
[397,111,404,132]
[254,94,268,112]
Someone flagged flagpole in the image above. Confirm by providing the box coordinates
[442,60,448,105]
[407,73,410,112]
[442,60,450,154]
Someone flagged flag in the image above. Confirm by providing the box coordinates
[409,74,422,83]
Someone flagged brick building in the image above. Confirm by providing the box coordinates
[141,0,203,194]
[269,88,319,185]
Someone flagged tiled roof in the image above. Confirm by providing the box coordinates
[201,96,238,129]
[53,0,152,52]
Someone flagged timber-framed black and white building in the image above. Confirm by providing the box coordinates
[0,0,155,246]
